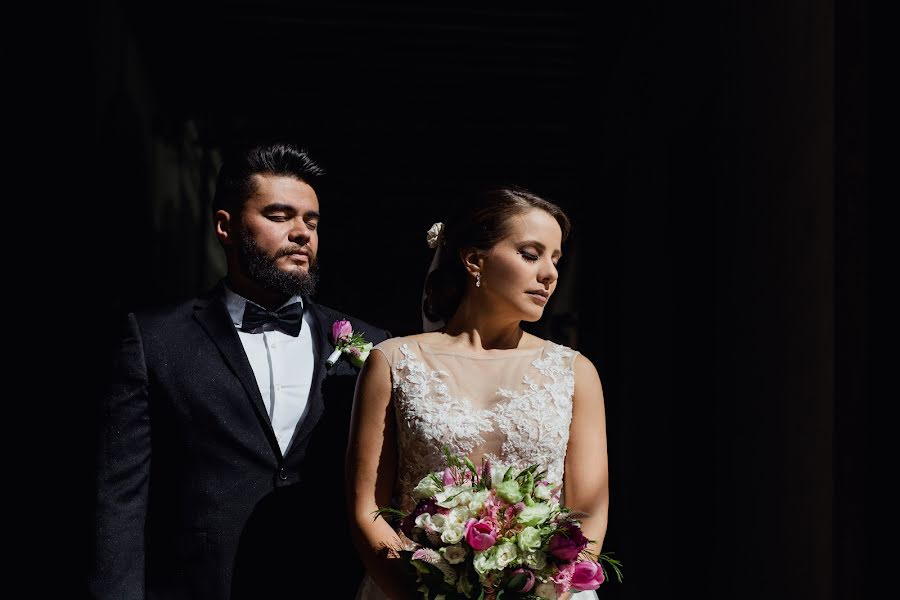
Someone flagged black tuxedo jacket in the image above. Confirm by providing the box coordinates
[90,285,390,599]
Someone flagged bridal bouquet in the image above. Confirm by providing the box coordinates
[378,450,622,599]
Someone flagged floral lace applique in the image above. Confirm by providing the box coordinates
[389,341,577,511]
[491,343,576,486]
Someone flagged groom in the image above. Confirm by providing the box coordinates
[90,141,390,599]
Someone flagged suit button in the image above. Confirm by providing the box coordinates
[278,467,288,481]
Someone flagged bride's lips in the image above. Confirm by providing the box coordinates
[526,290,549,304]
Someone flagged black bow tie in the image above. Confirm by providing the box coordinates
[241,302,304,336]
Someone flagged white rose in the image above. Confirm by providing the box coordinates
[447,506,471,526]
[494,541,519,568]
[533,481,552,501]
[440,545,468,565]
[468,490,490,513]
[517,503,552,527]
[489,463,510,488]
[473,549,499,575]
[441,522,466,544]
[429,513,449,532]
[415,513,435,531]
[412,476,441,500]
[517,526,542,553]
[453,490,473,507]
[436,485,466,508]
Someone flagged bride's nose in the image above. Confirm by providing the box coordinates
[538,261,558,287]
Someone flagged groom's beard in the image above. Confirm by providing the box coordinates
[236,231,319,298]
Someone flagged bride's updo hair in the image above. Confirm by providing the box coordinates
[423,185,571,324]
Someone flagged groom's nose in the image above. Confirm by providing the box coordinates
[288,219,313,244]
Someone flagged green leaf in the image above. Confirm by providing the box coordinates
[598,551,625,583]
[372,507,407,522]
[463,456,479,479]
[442,446,461,469]
[519,470,535,500]
[347,332,369,347]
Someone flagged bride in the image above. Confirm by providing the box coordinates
[346,186,610,600]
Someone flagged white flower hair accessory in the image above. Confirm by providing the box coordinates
[422,221,447,333]
[426,222,444,249]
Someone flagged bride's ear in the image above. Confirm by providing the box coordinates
[215,210,234,246]
[460,248,484,279]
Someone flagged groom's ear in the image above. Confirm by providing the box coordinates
[460,248,484,277]
[215,210,234,246]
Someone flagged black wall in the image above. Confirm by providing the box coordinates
[67,1,868,598]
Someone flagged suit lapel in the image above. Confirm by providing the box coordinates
[192,291,283,460]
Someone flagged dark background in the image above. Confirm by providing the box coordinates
[66,0,870,597]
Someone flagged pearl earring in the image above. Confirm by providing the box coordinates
[476,273,481,288]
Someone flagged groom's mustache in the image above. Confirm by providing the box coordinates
[276,246,311,257]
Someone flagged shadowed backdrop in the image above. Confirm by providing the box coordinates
[73,1,868,598]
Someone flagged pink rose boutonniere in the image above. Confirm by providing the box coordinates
[326,319,373,368]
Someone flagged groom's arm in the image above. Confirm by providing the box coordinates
[89,313,150,600]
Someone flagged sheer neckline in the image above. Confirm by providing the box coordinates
[385,337,578,515]
[414,339,547,359]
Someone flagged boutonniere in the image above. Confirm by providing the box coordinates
[326,319,373,368]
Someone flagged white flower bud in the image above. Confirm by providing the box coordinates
[426,222,444,248]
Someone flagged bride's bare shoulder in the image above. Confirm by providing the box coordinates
[374,332,442,352]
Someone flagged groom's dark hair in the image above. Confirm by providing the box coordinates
[212,140,325,216]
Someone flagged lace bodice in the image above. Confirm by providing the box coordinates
[372,337,579,512]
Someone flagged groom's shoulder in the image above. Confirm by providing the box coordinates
[127,288,221,331]
[313,303,392,344]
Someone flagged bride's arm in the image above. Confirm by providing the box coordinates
[564,354,610,558]
[346,349,417,600]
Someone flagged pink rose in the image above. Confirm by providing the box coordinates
[509,568,535,593]
[442,467,455,486]
[570,560,606,591]
[331,319,352,343]
[464,518,498,551]
[549,525,589,561]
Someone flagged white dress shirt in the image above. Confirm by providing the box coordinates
[223,286,317,456]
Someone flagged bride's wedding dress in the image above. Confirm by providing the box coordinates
[355,337,599,600]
